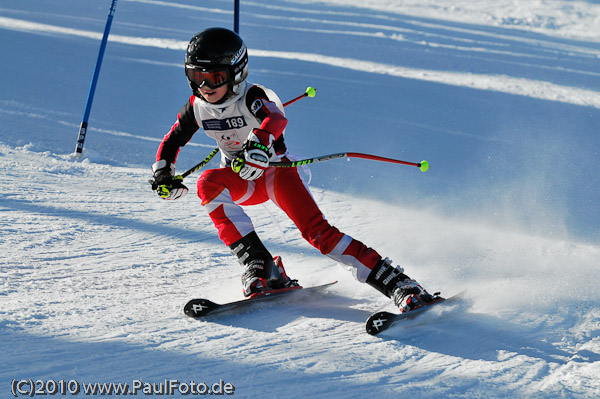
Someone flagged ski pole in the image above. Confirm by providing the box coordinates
[177,87,317,179]
[271,152,430,172]
[282,87,316,107]
[175,147,220,180]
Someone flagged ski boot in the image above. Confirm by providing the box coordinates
[366,257,434,313]
[230,231,298,297]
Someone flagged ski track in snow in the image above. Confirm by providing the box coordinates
[1,8,599,109]
[1,0,600,398]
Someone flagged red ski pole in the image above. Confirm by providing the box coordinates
[270,152,430,172]
[282,87,316,107]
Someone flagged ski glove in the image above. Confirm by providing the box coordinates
[150,160,188,200]
[232,129,274,181]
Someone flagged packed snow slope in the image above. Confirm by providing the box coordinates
[1,0,599,398]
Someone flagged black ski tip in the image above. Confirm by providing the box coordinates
[184,298,219,318]
[365,311,396,335]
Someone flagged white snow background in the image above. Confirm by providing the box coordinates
[1,0,600,397]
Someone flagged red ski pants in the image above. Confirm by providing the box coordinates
[197,166,381,282]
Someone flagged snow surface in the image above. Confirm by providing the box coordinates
[1,0,599,397]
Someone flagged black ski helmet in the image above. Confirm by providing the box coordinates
[185,27,249,95]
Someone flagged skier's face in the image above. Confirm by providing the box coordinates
[199,84,228,103]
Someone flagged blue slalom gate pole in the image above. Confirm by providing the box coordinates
[74,0,118,157]
[234,0,240,33]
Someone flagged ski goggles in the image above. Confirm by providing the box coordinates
[185,67,230,89]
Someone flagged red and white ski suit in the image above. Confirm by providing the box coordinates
[156,82,381,282]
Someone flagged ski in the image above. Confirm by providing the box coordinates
[365,290,467,335]
[184,281,338,319]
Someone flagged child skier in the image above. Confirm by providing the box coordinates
[150,27,433,312]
